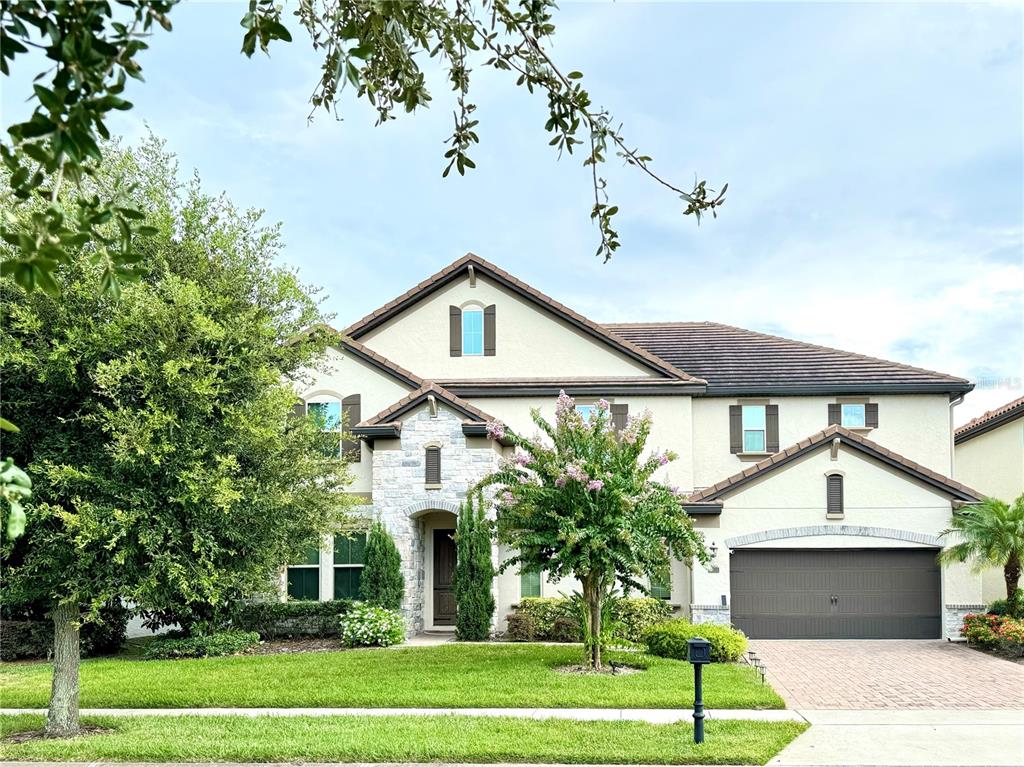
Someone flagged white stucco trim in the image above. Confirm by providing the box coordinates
[725,525,943,548]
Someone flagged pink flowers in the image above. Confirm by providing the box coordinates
[554,390,575,418]
[554,476,567,488]
[586,479,604,492]
[512,451,531,466]
[486,420,506,440]
[501,490,515,505]
[658,453,670,466]
[565,462,589,483]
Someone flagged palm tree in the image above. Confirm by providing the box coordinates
[940,494,1024,601]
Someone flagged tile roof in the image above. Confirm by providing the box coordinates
[954,396,1024,444]
[342,253,705,384]
[605,322,972,396]
[687,424,982,503]
[357,382,498,427]
[291,323,424,389]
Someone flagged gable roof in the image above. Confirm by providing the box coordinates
[342,253,706,385]
[955,396,1024,444]
[686,424,982,504]
[353,382,512,445]
[291,324,424,390]
[606,322,972,397]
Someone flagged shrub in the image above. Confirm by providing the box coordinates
[0,600,129,661]
[643,620,748,662]
[143,630,259,660]
[232,599,353,639]
[339,602,405,648]
[505,612,536,641]
[511,596,671,643]
[987,590,1024,619]
[454,492,496,641]
[963,612,1024,657]
[359,523,404,611]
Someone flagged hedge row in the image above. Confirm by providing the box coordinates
[0,602,129,661]
[507,597,672,643]
[143,630,260,659]
[643,619,748,662]
[231,599,354,639]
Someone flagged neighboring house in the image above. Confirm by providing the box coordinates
[954,396,1024,601]
[286,253,985,640]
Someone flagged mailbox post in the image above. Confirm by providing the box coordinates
[687,637,711,744]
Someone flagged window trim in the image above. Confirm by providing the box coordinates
[333,531,367,600]
[741,404,768,454]
[840,402,866,429]
[461,306,484,356]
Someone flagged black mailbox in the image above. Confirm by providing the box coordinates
[687,637,711,664]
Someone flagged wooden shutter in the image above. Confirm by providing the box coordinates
[483,304,496,356]
[827,474,844,516]
[342,394,361,462]
[827,403,841,425]
[766,404,780,453]
[449,306,462,357]
[610,403,629,433]
[865,403,879,428]
[729,405,743,453]
[425,446,441,484]
[291,400,306,419]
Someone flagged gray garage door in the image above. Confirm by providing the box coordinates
[730,549,941,639]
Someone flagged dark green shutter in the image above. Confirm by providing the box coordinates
[828,403,841,425]
[449,306,462,357]
[342,394,361,462]
[484,304,496,356]
[865,403,879,428]
[729,405,743,453]
[766,404,779,453]
[291,400,306,419]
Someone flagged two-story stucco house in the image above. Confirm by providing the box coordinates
[286,253,986,640]
[954,396,1024,601]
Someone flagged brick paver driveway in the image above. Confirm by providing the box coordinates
[750,640,1024,709]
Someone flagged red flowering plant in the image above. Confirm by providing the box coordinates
[962,612,1024,655]
[479,391,708,670]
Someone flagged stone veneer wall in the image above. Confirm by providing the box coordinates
[371,405,503,633]
[689,604,731,626]
[944,603,987,639]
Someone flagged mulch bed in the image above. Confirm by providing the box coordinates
[4,725,114,744]
[966,643,1024,665]
[240,637,346,655]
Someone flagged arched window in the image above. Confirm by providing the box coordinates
[462,307,484,356]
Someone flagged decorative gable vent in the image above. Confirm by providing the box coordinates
[826,473,844,519]
[425,446,442,486]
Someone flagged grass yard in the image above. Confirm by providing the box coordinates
[0,643,783,709]
[0,714,808,764]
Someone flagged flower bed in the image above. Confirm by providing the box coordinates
[962,613,1024,658]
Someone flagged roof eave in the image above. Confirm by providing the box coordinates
[702,382,974,397]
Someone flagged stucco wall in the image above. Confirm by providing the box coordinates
[298,345,413,494]
[692,394,954,486]
[689,444,981,638]
[954,418,1024,503]
[358,274,657,379]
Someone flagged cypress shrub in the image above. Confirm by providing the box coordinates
[454,491,496,640]
[359,521,404,611]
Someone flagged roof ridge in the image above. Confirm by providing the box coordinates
[342,253,706,385]
[687,424,981,503]
[955,395,1024,437]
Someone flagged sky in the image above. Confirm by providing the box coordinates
[3,1,1022,424]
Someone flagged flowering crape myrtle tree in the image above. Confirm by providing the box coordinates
[481,393,708,669]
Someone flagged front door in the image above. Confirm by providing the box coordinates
[433,529,457,626]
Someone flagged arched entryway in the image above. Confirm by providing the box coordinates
[407,504,459,631]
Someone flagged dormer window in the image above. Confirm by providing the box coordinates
[462,308,484,355]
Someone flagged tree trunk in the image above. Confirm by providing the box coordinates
[1005,553,1021,601]
[46,602,80,738]
[582,576,603,671]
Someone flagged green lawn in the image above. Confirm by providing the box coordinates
[0,643,783,709]
[0,714,807,764]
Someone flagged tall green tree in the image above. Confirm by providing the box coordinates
[359,521,404,612]
[454,491,496,641]
[0,136,353,737]
[940,494,1024,601]
[1,0,724,301]
[481,393,707,669]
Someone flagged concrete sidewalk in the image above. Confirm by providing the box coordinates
[769,708,1024,766]
[0,706,802,723]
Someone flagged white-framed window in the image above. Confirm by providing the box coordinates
[575,404,596,421]
[742,404,767,453]
[462,308,484,355]
[841,403,866,428]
